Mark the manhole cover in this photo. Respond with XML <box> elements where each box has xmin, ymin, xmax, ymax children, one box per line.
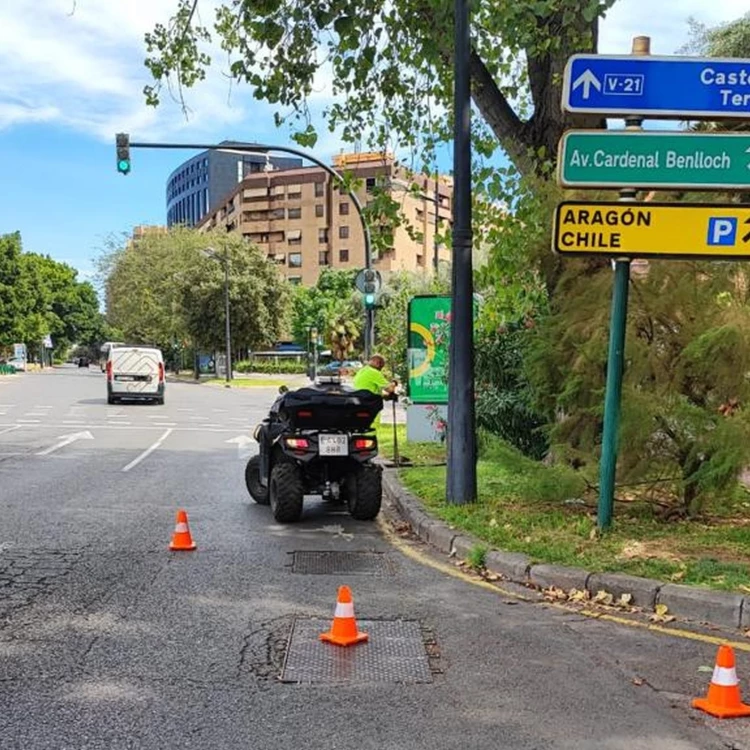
<box><xmin>291</xmin><ymin>551</ymin><xmax>394</xmax><ymax>575</ymax></box>
<box><xmin>281</xmin><ymin>618</ymin><xmax>433</xmax><ymax>684</ymax></box>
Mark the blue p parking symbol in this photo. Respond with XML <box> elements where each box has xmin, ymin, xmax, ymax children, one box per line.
<box><xmin>707</xmin><ymin>217</ymin><xmax>738</xmax><ymax>246</ymax></box>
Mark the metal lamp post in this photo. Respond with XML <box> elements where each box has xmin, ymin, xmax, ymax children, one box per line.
<box><xmin>446</xmin><ymin>0</ymin><xmax>477</xmax><ymax>505</ymax></box>
<box><xmin>202</xmin><ymin>247</ymin><xmax>232</xmax><ymax>384</ymax></box>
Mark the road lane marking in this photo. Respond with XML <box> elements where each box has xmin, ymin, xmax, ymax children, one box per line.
<box><xmin>0</xmin><ymin>425</ymin><xmax>20</xmax><ymax>436</ymax></box>
<box><xmin>62</xmin><ymin>420</ymin><xmax>86</xmax><ymax>425</ymax></box>
<box><xmin>36</xmin><ymin>431</ymin><xmax>94</xmax><ymax>456</ymax></box>
<box><xmin>190</xmin><ymin>416</ymin><xmax>209</xmax><ymax>421</ymax></box>
<box><xmin>108</xmin><ymin>421</ymin><xmax>132</xmax><ymax>426</ymax></box>
<box><xmin>17</xmin><ymin>420</ymin><xmax>40</xmax><ymax>424</ymax></box>
<box><xmin>154</xmin><ymin>422</ymin><xmax>177</xmax><ymax>426</ymax></box>
<box><xmin>377</xmin><ymin>516</ymin><xmax>750</xmax><ymax>654</ymax></box>
<box><xmin>121</xmin><ymin>428</ymin><xmax>173</xmax><ymax>472</ymax></box>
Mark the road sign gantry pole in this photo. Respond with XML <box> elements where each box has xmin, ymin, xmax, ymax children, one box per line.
<box><xmin>597</xmin><ymin>36</ymin><xmax>650</xmax><ymax>531</ymax></box>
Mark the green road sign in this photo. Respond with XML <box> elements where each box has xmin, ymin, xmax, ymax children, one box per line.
<box><xmin>558</xmin><ymin>130</ymin><xmax>750</xmax><ymax>191</ymax></box>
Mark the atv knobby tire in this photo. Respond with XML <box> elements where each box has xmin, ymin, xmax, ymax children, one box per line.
<box><xmin>245</xmin><ymin>455</ymin><xmax>269</xmax><ymax>505</ymax></box>
<box><xmin>269</xmin><ymin>461</ymin><xmax>304</xmax><ymax>522</ymax></box>
<box><xmin>347</xmin><ymin>464</ymin><xmax>382</xmax><ymax>520</ymax></box>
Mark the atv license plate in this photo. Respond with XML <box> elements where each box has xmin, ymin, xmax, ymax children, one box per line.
<box><xmin>318</xmin><ymin>434</ymin><xmax>348</xmax><ymax>456</ymax></box>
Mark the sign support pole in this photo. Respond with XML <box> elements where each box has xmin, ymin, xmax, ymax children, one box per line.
<box><xmin>597</xmin><ymin>36</ymin><xmax>649</xmax><ymax>531</ymax></box>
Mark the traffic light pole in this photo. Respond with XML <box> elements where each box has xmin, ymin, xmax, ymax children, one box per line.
<box><xmin>120</xmin><ymin>139</ymin><xmax>375</xmax><ymax>350</ymax></box>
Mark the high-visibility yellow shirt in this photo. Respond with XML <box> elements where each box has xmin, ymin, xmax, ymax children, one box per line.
<box><xmin>353</xmin><ymin>365</ymin><xmax>389</xmax><ymax>395</ymax></box>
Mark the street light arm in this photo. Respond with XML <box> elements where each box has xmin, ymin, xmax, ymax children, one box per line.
<box><xmin>129</xmin><ymin>141</ymin><xmax>372</xmax><ymax>270</ymax></box>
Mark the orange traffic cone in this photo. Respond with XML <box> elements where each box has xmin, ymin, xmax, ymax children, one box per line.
<box><xmin>693</xmin><ymin>644</ymin><xmax>750</xmax><ymax>718</ymax></box>
<box><xmin>320</xmin><ymin>585</ymin><xmax>368</xmax><ymax>647</ymax></box>
<box><xmin>168</xmin><ymin>509</ymin><xmax>197</xmax><ymax>551</ymax></box>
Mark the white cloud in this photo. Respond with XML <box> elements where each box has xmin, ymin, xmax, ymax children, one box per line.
<box><xmin>0</xmin><ymin>0</ymin><xmax>747</xmax><ymax>147</ymax></box>
<box><xmin>0</xmin><ymin>0</ymin><xmax>265</xmax><ymax>141</ymax></box>
<box><xmin>599</xmin><ymin>0</ymin><xmax>748</xmax><ymax>55</ymax></box>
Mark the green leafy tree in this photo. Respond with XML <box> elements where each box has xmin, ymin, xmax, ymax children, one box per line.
<box><xmin>290</xmin><ymin>268</ymin><xmax>358</xmax><ymax>345</ymax></box>
<box><xmin>527</xmin><ymin>259</ymin><xmax>750</xmax><ymax>517</ymax></box>
<box><xmin>179</xmin><ymin>239</ymin><xmax>291</xmax><ymax>351</ymax></box>
<box><xmin>0</xmin><ymin>232</ymin><xmax>24</xmax><ymax>350</ymax></box>
<box><xmin>100</xmin><ymin>227</ymin><xmax>291</xmax><ymax>354</ymax></box>
<box><xmin>144</xmin><ymin>0</ymin><xmax>612</xmax><ymax>175</ymax></box>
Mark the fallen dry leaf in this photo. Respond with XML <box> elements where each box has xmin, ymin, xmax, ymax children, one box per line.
<box><xmin>632</xmin><ymin>677</ymin><xmax>645</xmax><ymax>686</ymax></box>
<box><xmin>617</xmin><ymin>593</ymin><xmax>633</xmax><ymax>608</ymax></box>
<box><xmin>592</xmin><ymin>590</ymin><xmax>614</xmax><ymax>606</ymax></box>
<box><xmin>650</xmin><ymin>603</ymin><xmax>676</xmax><ymax>623</ymax></box>
<box><xmin>568</xmin><ymin>588</ymin><xmax>589</xmax><ymax>602</ymax></box>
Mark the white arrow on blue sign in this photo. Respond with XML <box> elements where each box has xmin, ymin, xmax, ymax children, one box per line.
<box><xmin>563</xmin><ymin>54</ymin><xmax>750</xmax><ymax>120</ymax></box>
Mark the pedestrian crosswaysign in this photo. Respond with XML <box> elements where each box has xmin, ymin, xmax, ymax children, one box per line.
<box><xmin>563</xmin><ymin>55</ymin><xmax>750</xmax><ymax>119</ymax></box>
<box><xmin>559</xmin><ymin>131</ymin><xmax>750</xmax><ymax>191</ymax></box>
<box><xmin>553</xmin><ymin>202</ymin><xmax>750</xmax><ymax>260</ymax></box>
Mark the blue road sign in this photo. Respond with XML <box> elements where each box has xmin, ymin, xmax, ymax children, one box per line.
<box><xmin>563</xmin><ymin>55</ymin><xmax>750</xmax><ymax>119</ymax></box>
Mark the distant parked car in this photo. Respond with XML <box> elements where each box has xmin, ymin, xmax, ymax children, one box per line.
<box><xmin>7</xmin><ymin>357</ymin><xmax>27</xmax><ymax>372</ymax></box>
<box><xmin>319</xmin><ymin>360</ymin><xmax>363</xmax><ymax>376</ymax></box>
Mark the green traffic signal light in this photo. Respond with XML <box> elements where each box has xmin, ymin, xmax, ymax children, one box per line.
<box><xmin>364</xmin><ymin>293</ymin><xmax>376</xmax><ymax>306</ymax></box>
<box><xmin>115</xmin><ymin>132</ymin><xmax>131</xmax><ymax>175</ymax></box>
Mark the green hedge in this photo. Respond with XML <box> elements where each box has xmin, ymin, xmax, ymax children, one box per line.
<box><xmin>235</xmin><ymin>359</ymin><xmax>308</xmax><ymax>374</ymax></box>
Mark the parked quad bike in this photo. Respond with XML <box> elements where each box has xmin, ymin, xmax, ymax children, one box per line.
<box><xmin>244</xmin><ymin>378</ymin><xmax>384</xmax><ymax>523</ymax></box>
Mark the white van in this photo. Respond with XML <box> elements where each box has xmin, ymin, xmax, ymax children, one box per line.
<box><xmin>106</xmin><ymin>346</ymin><xmax>165</xmax><ymax>405</ymax></box>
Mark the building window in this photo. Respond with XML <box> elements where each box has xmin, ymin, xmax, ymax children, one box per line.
<box><xmin>315</xmin><ymin>204</ymin><xmax>324</xmax><ymax>217</ymax></box>
<box><xmin>287</xmin><ymin>207</ymin><xmax>301</xmax><ymax>219</ymax></box>
<box><xmin>417</xmin><ymin>254</ymin><xmax>425</xmax><ymax>266</ymax></box>
<box><xmin>339</xmin><ymin>202</ymin><xmax>349</xmax><ymax>216</ymax></box>
<box><xmin>318</xmin><ymin>228</ymin><xmax>328</xmax><ymax>243</ymax></box>
<box><xmin>287</xmin><ymin>229</ymin><xmax>302</xmax><ymax>245</ymax></box>
<box><xmin>319</xmin><ymin>251</ymin><xmax>330</xmax><ymax>266</ymax></box>
<box><xmin>288</xmin><ymin>276</ymin><xmax>302</xmax><ymax>285</ymax></box>
<box><xmin>339</xmin><ymin>249</ymin><xmax>349</xmax><ymax>263</ymax></box>
<box><xmin>314</xmin><ymin>182</ymin><xmax>325</xmax><ymax>197</ymax></box>
<box><xmin>339</xmin><ymin>226</ymin><xmax>349</xmax><ymax>239</ymax></box>
<box><xmin>366</xmin><ymin>177</ymin><xmax>376</xmax><ymax>193</ymax></box>
<box><xmin>289</xmin><ymin>253</ymin><xmax>302</xmax><ymax>268</ymax></box>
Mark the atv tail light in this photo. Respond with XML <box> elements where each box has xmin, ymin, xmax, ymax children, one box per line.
<box><xmin>354</xmin><ymin>438</ymin><xmax>375</xmax><ymax>451</ymax></box>
<box><xmin>285</xmin><ymin>437</ymin><xmax>310</xmax><ymax>450</ymax></box>
<box><xmin>297</xmin><ymin>410</ymin><xmax>313</xmax><ymax>418</ymax></box>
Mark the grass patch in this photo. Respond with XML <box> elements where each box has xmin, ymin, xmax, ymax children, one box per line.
<box><xmin>390</xmin><ymin>428</ymin><xmax>750</xmax><ymax>593</ymax></box>
<box><xmin>204</xmin><ymin>378</ymin><xmax>290</xmax><ymax>388</ymax></box>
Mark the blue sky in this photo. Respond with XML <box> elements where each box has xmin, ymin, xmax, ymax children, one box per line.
<box><xmin>0</xmin><ymin>0</ymin><xmax>746</xmax><ymax>288</ymax></box>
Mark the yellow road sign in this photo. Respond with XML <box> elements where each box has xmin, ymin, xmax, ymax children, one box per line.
<box><xmin>553</xmin><ymin>201</ymin><xmax>750</xmax><ymax>259</ymax></box>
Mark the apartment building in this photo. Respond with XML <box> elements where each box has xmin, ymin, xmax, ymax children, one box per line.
<box><xmin>197</xmin><ymin>152</ymin><xmax>453</xmax><ymax>285</ymax></box>
<box><xmin>166</xmin><ymin>143</ymin><xmax>302</xmax><ymax>228</ymax></box>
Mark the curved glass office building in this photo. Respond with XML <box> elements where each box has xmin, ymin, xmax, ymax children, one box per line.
<box><xmin>166</xmin><ymin>141</ymin><xmax>302</xmax><ymax>227</ymax></box>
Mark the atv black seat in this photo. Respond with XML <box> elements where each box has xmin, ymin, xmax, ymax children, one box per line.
<box><xmin>274</xmin><ymin>387</ymin><xmax>383</xmax><ymax>430</ymax></box>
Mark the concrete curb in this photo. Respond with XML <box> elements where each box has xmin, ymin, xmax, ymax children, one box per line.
<box><xmin>382</xmin><ymin>469</ymin><xmax>747</xmax><ymax>631</ymax></box>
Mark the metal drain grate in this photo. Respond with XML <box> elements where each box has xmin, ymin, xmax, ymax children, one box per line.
<box><xmin>281</xmin><ymin>618</ymin><xmax>433</xmax><ymax>684</ymax></box>
<box><xmin>291</xmin><ymin>551</ymin><xmax>394</xmax><ymax>575</ymax></box>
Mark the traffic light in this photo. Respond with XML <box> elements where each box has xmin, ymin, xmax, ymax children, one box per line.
<box><xmin>116</xmin><ymin>132</ymin><xmax>131</xmax><ymax>175</ymax></box>
<box><xmin>363</xmin><ymin>270</ymin><xmax>377</xmax><ymax>309</ymax></box>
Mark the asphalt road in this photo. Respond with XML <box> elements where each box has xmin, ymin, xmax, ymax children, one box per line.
<box><xmin>0</xmin><ymin>366</ymin><xmax>747</xmax><ymax>749</ymax></box>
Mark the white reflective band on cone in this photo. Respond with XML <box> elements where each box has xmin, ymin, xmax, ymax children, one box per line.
<box><xmin>712</xmin><ymin>665</ymin><xmax>739</xmax><ymax>687</ymax></box>
<box><xmin>174</xmin><ymin>523</ymin><xmax>189</xmax><ymax>533</ymax></box>
<box><xmin>334</xmin><ymin>602</ymin><xmax>355</xmax><ymax>618</ymax></box>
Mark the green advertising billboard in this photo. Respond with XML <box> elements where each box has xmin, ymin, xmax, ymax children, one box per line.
<box><xmin>407</xmin><ymin>295</ymin><xmax>451</xmax><ymax>404</ymax></box>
